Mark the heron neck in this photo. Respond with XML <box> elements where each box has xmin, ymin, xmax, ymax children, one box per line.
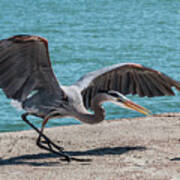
<box><xmin>76</xmin><ymin>94</ymin><xmax>106</xmax><ymax>124</ymax></box>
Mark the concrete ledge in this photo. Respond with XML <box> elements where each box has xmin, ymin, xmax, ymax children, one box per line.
<box><xmin>0</xmin><ymin>113</ymin><xmax>180</xmax><ymax>180</ymax></box>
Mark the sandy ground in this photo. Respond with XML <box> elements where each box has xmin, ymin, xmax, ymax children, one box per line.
<box><xmin>0</xmin><ymin>113</ymin><xmax>180</xmax><ymax>180</ymax></box>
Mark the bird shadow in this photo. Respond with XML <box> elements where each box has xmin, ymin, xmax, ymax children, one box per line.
<box><xmin>0</xmin><ymin>146</ymin><xmax>146</xmax><ymax>166</ymax></box>
<box><xmin>170</xmin><ymin>157</ymin><xmax>180</xmax><ymax>161</ymax></box>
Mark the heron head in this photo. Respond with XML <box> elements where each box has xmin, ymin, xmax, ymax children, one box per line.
<box><xmin>107</xmin><ymin>90</ymin><xmax>151</xmax><ymax>116</ymax></box>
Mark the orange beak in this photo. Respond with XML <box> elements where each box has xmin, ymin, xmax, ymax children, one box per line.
<box><xmin>121</xmin><ymin>100</ymin><xmax>151</xmax><ymax>116</ymax></box>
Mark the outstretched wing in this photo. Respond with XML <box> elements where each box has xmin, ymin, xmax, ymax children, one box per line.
<box><xmin>0</xmin><ymin>35</ymin><xmax>65</xmax><ymax>105</ymax></box>
<box><xmin>74</xmin><ymin>63</ymin><xmax>180</xmax><ymax>109</ymax></box>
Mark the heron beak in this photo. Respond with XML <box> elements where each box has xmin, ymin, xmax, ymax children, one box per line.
<box><xmin>119</xmin><ymin>99</ymin><xmax>151</xmax><ymax>116</ymax></box>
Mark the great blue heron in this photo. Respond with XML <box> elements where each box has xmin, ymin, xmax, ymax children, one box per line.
<box><xmin>0</xmin><ymin>35</ymin><xmax>179</xmax><ymax>161</ymax></box>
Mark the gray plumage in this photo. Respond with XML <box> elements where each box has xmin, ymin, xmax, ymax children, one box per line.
<box><xmin>75</xmin><ymin>63</ymin><xmax>180</xmax><ymax>109</ymax></box>
<box><xmin>0</xmin><ymin>34</ymin><xmax>179</xmax><ymax>161</ymax></box>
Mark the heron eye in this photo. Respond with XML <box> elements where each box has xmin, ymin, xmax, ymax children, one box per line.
<box><xmin>117</xmin><ymin>97</ymin><xmax>123</xmax><ymax>102</ymax></box>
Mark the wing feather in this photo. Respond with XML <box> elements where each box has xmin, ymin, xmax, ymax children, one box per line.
<box><xmin>0</xmin><ymin>35</ymin><xmax>65</xmax><ymax>112</ymax></box>
<box><xmin>137</xmin><ymin>74</ymin><xmax>153</xmax><ymax>97</ymax></box>
<box><xmin>121</xmin><ymin>71</ymin><xmax>130</xmax><ymax>94</ymax></box>
<box><xmin>128</xmin><ymin>71</ymin><xmax>137</xmax><ymax>95</ymax></box>
<box><xmin>74</xmin><ymin>63</ymin><xmax>180</xmax><ymax>109</ymax></box>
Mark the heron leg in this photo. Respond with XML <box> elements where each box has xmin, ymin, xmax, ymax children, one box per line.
<box><xmin>37</xmin><ymin>116</ymin><xmax>64</xmax><ymax>151</ymax></box>
<box><xmin>21</xmin><ymin>113</ymin><xmax>71</xmax><ymax>162</ymax></box>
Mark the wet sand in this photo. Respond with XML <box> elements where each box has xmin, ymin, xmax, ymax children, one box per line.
<box><xmin>0</xmin><ymin>113</ymin><xmax>180</xmax><ymax>180</ymax></box>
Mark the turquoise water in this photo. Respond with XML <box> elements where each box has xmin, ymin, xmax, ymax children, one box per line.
<box><xmin>0</xmin><ymin>0</ymin><xmax>179</xmax><ymax>132</ymax></box>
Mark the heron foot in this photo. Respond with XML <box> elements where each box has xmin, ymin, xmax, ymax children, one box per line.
<box><xmin>36</xmin><ymin>136</ymin><xmax>71</xmax><ymax>162</ymax></box>
<box><xmin>37</xmin><ymin>135</ymin><xmax>64</xmax><ymax>152</ymax></box>
<box><xmin>21</xmin><ymin>113</ymin><xmax>69</xmax><ymax>161</ymax></box>
<box><xmin>41</xmin><ymin>140</ymin><xmax>64</xmax><ymax>151</ymax></box>
<box><xmin>36</xmin><ymin>136</ymin><xmax>92</xmax><ymax>162</ymax></box>
<box><xmin>21</xmin><ymin>113</ymin><xmax>91</xmax><ymax>162</ymax></box>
